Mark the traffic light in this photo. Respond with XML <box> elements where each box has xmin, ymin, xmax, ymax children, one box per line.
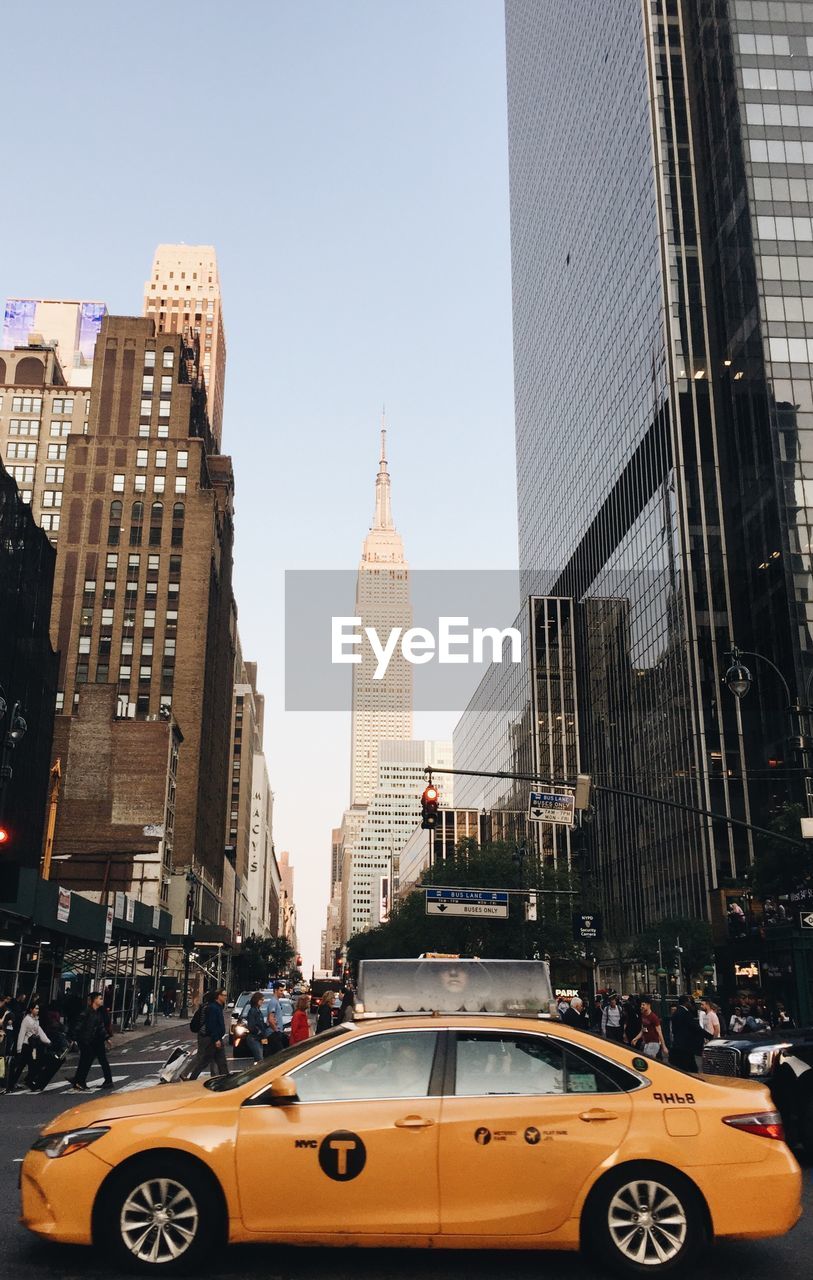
<box><xmin>0</xmin><ymin>826</ymin><xmax>9</xmax><ymax>846</ymax></box>
<box><xmin>525</xmin><ymin>896</ymin><xmax>538</xmax><ymax>922</ymax></box>
<box><xmin>421</xmin><ymin>784</ymin><xmax>439</xmax><ymax>830</ymax></box>
<box><xmin>574</xmin><ymin>773</ymin><xmax>592</xmax><ymax>810</ymax></box>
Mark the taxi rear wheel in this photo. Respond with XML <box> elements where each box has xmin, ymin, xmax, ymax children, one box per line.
<box><xmin>97</xmin><ymin>1155</ymin><xmax>223</xmax><ymax>1274</ymax></box>
<box><xmin>583</xmin><ymin>1163</ymin><xmax>706</xmax><ymax>1275</ymax></box>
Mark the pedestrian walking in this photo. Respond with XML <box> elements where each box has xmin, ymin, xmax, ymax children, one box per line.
<box><xmin>70</xmin><ymin>991</ymin><xmax>114</xmax><ymax>1091</ymax></box>
<box><xmin>289</xmin><ymin>996</ymin><xmax>311</xmax><ymax>1045</ymax></box>
<box><xmin>668</xmin><ymin>995</ymin><xmax>701</xmax><ymax>1073</ymax></box>
<box><xmin>621</xmin><ymin>995</ymin><xmax>642</xmax><ymax>1046</ymax></box>
<box><xmin>339</xmin><ymin>989</ymin><xmax>356</xmax><ymax>1023</ymax></box>
<box><xmin>561</xmin><ymin>996</ymin><xmax>590</xmax><ymax>1031</ymax></box>
<box><xmin>632</xmin><ymin>999</ymin><xmax>668</xmax><ymax>1062</ymax></box>
<box><xmin>601</xmin><ymin>994</ymin><xmax>623</xmax><ymax>1042</ymax></box>
<box><xmin>262</xmin><ymin>983</ymin><xmax>286</xmax><ymax>1056</ymax></box>
<box><xmin>700</xmin><ymin>999</ymin><xmax>721</xmax><ymax>1041</ymax></box>
<box><xmin>315</xmin><ymin>989</ymin><xmax>335</xmax><ymax>1034</ymax></box>
<box><xmin>187</xmin><ymin>988</ymin><xmax>229</xmax><ymax>1078</ymax></box>
<box><xmin>243</xmin><ymin>992</ymin><xmax>266</xmax><ymax>1063</ymax></box>
<box><xmin>7</xmin><ymin>999</ymin><xmax>51</xmax><ymax>1092</ymax></box>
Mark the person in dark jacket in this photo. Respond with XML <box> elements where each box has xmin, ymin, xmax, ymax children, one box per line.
<box><xmin>561</xmin><ymin>996</ymin><xmax>590</xmax><ymax>1031</ymax></box>
<box><xmin>669</xmin><ymin>995</ymin><xmax>702</xmax><ymax>1072</ymax></box>
<box><xmin>315</xmin><ymin>989</ymin><xmax>335</xmax><ymax>1034</ymax></box>
<box><xmin>187</xmin><ymin>988</ymin><xmax>229</xmax><ymax>1078</ymax></box>
<box><xmin>70</xmin><ymin>991</ymin><xmax>114</xmax><ymax>1090</ymax></box>
<box><xmin>244</xmin><ymin>992</ymin><xmax>266</xmax><ymax>1063</ymax></box>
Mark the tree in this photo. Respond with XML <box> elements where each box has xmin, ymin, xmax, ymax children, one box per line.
<box><xmin>346</xmin><ymin>840</ymin><xmax>581</xmax><ymax>978</ymax></box>
<box><xmin>749</xmin><ymin>802</ymin><xmax>811</xmax><ymax>900</ymax></box>
<box><xmin>634</xmin><ymin>916</ymin><xmax>713</xmax><ymax>991</ymax></box>
<box><xmin>231</xmin><ymin>934</ymin><xmax>295</xmax><ymax>993</ymax></box>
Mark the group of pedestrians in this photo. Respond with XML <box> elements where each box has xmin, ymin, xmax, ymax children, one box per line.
<box><xmin>0</xmin><ymin>989</ymin><xmax>113</xmax><ymax>1093</ymax></box>
<box><xmin>557</xmin><ymin>990</ymin><xmax>731</xmax><ymax>1073</ymax></box>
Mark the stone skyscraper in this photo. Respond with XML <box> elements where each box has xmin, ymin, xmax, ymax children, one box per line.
<box><xmin>143</xmin><ymin>245</ymin><xmax>227</xmax><ymax>448</ymax></box>
<box><xmin>349</xmin><ymin>427</ymin><xmax>413</xmax><ymax>806</ymax></box>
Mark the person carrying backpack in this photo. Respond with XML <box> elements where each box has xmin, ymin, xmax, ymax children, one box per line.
<box><xmin>182</xmin><ymin>989</ymin><xmax>214</xmax><ymax>1079</ymax></box>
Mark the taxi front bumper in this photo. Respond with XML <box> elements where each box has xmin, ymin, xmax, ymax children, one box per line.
<box><xmin>20</xmin><ymin>1147</ymin><xmax>110</xmax><ymax>1246</ymax></box>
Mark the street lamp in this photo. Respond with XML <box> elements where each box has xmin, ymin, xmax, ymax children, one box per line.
<box><xmin>180</xmin><ymin>868</ymin><xmax>199</xmax><ymax>1019</ymax></box>
<box><xmin>723</xmin><ymin>645</ymin><xmax>813</xmax><ymax>810</ymax></box>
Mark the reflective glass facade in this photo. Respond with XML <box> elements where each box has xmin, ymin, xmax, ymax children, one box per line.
<box><xmin>456</xmin><ymin>0</ymin><xmax>813</xmax><ymax>937</ymax></box>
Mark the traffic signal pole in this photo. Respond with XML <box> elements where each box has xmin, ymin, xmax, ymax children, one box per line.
<box><xmin>423</xmin><ymin>766</ymin><xmax>810</xmax><ymax>853</ymax></box>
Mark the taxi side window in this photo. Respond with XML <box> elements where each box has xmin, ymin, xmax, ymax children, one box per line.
<box><xmin>454</xmin><ymin>1033</ymin><xmax>565</xmax><ymax>1096</ymax></box>
<box><xmin>453</xmin><ymin>1034</ymin><xmax>624</xmax><ymax>1096</ymax></box>
<box><xmin>290</xmin><ymin>1031</ymin><xmax>438</xmax><ymax>1103</ymax></box>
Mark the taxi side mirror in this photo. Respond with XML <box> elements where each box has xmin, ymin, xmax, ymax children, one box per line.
<box><xmin>268</xmin><ymin>1074</ymin><xmax>299</xmax><ymax>1106</ymax></box>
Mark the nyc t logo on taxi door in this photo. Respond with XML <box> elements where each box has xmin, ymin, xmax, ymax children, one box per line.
<box><xmin>318</xmin><ymin>1130</ymin><xmax>367</xmax><ymax>1181</ymax></box>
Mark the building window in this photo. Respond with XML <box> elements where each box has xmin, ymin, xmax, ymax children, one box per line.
<box><xmin>154</xmin><ymin>474</ymin><xmax>166</xmax><ymax>494</ymax></box>
<box><xmin>108</xmin><ymin>500</ymin><xmax>122</xmax><ymax>546</ymax></box>
<box><xmin>12</xmin><ymin>396</ymin><xmax>42</xmax><ymax>414</ymax></box>
<box><xmin>175</xmin><ymin>476</ymin><xmax>187</xmax><ymax>495</ymax></box>
<box><xmin>143</xmin><ymin>609</ymin><xmax>156</xmax><ymax>630</ymax></box>
<box><xmin>42</xmin><ymin>490</ymin><xmax>63</xmax><ymax>508</ymax></box>
<box><xmin>130</xmin><ymin>501</ymin><xmax>144</xmax><ymax>546</ymax></box>
<box><xmin>134</xmin><ymin>474</ymin><xmax>146</xmax><ymax>492</ymax></box>
<box><xmin>171</xmin><ymin>503</ymin><xmax>184</xmax><ymax>546</ymax></box>
<box><xmin>142</xmin><ymin>376</ymin><xmax>154</xmax><ymax>393</ymax></box>
<box><xmin>157</xmin><ymin>421</ymin><xmax>169</xmax><ymax>438</ymax></box>
<box><xmin>112</xmin><ymin>474</ymin><xmax>125</xmax><ymax>492</ymax></box>
<box><xmin>160</xmin><ymin>376</ymin><xmax>172</xmax><ymax>394</ymax></box>
<box><xmin>136</xmin><ymin>449</ymin><xmax>148</xmax><ymax>469</ymax></box>
<box><xmin>155</xmin><ymin>449</ymin><xmax>167</xmax><ymax>469</ymax></box>
<box><xmin>101</xmin><ymin>608</ymin><xmax>114</xmax><ymax>627</ymax></box>
<box><xmin>144</xmin><ymin>349</ymin><xmax>156</xmax><ymax>369</ymax></box>
<box><xmin>177</xmin><ymin>450</ymin><xmax>188</xmax><ymax>469</ymax></box>
<box><xmin>9</xmin><ymin>419</ymin><xmax>40</xmax><ymax>437</ymax></box>
<box><xmin>78</xmin><ymin>636</ymin><xmax>91</xmax><ymax>655</ymax></box>
<box><xmin>52</xmin><ymin>397</ymin><xmax>74</xmax><ymax>415</ymax></box>
<box><xmin>6</xmin><ymin>441</ymin><xmax>37</xmax><ymax>460</ymax></box>
<box><xmin>158</xmin><ymin>400</ymin><xmax>171</xmax><ymax>419</ymax></box>
<box><xmin>47</xmin><ymin>442</ymin><xmax>67</xmax><ymax>460</ymax></box>
<box><xmin>119</xmin><ymin>664</ymin><xmax>132</xmax><ymax>681</ymax></box>
<box><xmin>75</xmin><ymin>662</ymin><xmax>89</xmax><ymax>684</ymax></box>
<box><xmin>106</xmin><ymin>553</ymin><xmax>118</xmax><ymax>571</ymax></box>
<box><xmin>41</xmin><ymin>513</ymin><xmax>60</xmax><ymax>531</ymax></box>
<box><xmin>140</xmin><ymin>398</ymin><xmax>152</xmax><ymax>418</ymax></box>
<box><xmin>148</xmin><ymin>502</ymin><xmax>163</xmax><ymax>546</ymax></box>
<box><xmin>49</xmin><ymin>421</ymin><xmax>71</xmax><ymax>437</ymax></box>
<box><xmin>9</xmin><ymin>465</ymin><xmax>35</xmax><ymax>483</ymax></box>
<box><xmin>96</xmin><ymin>663</ymin><xmax>109</xmax><ymax>682</ymax></box>
<box><xmin>148</xmin><ymin>554</ymin><xmax>159</xmax><ymax>571</ymax></box>
<box><xmin>45</xmin><ymin>466</ymin><xmax>64</xmax><ymax>484</ymax></box>
<box><xmin>121</xmin><ymin>637</ymin><xmax>133</xmax><ymax>656</ymax></box>
<box><xmin>55</xmin><ymin>692</ymin><xmax>64</xmax><ymax>712</ymax></box>
<box><xmin>162</xmin><ymin>348</ymin><xmax>174</xmax><ymax>368</ymax></box>
<box><xmin>164</xmin><ymin>638</ymin><xmax>176</xmax><ymax>656</ymax></box>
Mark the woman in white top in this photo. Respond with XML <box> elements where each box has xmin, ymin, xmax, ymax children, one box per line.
<box><xmin>8</xmin><ymin>1001</ymin><xmax>51</xmax><ymax>1093</ymax></box>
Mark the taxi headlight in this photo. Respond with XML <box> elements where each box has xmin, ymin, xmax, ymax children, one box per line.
<box><xmin>234</xmin><ymin>1023</ymin><xmax>247</xmax><ymax>1038</ymax></box>
<box><xmin>746</xmin><ymin>1044</ymin><xmax>791</xmax><ymax>1077</ymax></box>
<box><xmin>31</xmin><ymin>1126</ymin><xmax>111</xmax><ymax>1160</ymax></box>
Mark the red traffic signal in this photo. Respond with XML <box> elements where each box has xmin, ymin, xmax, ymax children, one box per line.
<box><xmin>0</xmin><ymin>827</ymin><xmax>9</xmax><ymax>845</ymax></box>
<box><xmin>421</xmin><ymin>785</ymin><xmax>439</xmax><ymax>830</ymax></box>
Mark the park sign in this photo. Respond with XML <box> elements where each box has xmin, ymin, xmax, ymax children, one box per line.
<box><xmin>528</xmin><ymin>790</ymin><xmax>575</xmax><ymax>825</ymax></box>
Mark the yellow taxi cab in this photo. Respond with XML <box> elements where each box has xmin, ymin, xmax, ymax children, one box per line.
<box><xmin>20</xmin><ymin>959</ymin><xmax>801</xmax><ymax>1275</ymax></box>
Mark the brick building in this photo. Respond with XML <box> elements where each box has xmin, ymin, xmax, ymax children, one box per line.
<box><xmin>49</xmin><ymin>314</ymin><xmax>236</xmax><ymax>926</ymax></box>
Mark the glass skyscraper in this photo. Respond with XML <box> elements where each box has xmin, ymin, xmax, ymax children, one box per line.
<box><xmin>456</xmin><ymin>0</ymin><xmax>813</xmax><ymax>942</ymax></box>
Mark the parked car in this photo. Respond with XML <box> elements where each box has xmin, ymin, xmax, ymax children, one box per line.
<box><xmin>703</xmin><ymin>1027</ymin><xmax>813</xmax><ymax>1156</ymax></box>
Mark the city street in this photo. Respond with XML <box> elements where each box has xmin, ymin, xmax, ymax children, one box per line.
<box><xmin>1</xmin><ymin>1023</ymin><xmax>811</xmax><ymax>1279</ymax></box>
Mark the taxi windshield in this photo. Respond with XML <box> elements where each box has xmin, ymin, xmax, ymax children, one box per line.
<box><xmin>204</xmin><ymin>1025</ymin><xmax>349</xmax><ymax>1091</ymax></box>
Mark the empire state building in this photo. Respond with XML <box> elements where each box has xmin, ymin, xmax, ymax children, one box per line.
<box><xmin>349</xmin><ymin>427</ymin><xmax>413</xmax><ymax>806</ymax></box>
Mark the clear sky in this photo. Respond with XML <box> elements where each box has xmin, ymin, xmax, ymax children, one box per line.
<box><xmin>1</xmin><ymin>0</ymin><xmax>518</xmax><ymax>967</ymax></box>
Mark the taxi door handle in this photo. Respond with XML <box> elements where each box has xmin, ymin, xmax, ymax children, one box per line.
<box><xmin>578</xmin><ymin>1108</ymin><xmax>619</xmax><ymax>1122</ymax></box>
<box><xmin>394</xmin><ymin>1115</ymin><xmax>435</xmax><ymax>1129</ymax></box>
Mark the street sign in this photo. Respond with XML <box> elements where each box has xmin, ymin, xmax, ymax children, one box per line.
<box><xmin>801</xmin><ymin>911</ymin><xmax>813</xmax><ymax>929</ymax></box>
<box><xmin>426</xmin><ymin>888</ymin><xmax>509</xmax><ymax>918</ymax></box>
<box><xmin>573</xmin><ymin>912</ymin><xmax>602</xmax><ymax>941</ymax></box>
<box><xmin>528</xmin><ymin>790</ymin><xmax>575</xmax><ymax>825</ymax></box>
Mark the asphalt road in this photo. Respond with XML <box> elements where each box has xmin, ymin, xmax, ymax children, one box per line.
<box><xmin>2</xmin><ymin>1025</ymin><xmax>812</xmax><ymax>1279</ymax></box>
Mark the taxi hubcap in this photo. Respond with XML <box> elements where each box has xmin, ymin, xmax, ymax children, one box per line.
<box><xmin>120</xmin><ymin>1177</ymin><xmax>199</xmax><ymax>1263</ymax></box>
<box><xmin>608</xmin><ymin>1179</ymin><xmax>688</xmax><ymax>1266</ymax></box>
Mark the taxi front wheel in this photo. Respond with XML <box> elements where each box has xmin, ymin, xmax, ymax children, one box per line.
<box><xmin>96</xmin><ymin>1155</ymin><xmax>223</xmax><ymax>1274</ymax></box>
<box><xmin>582</xmin><ymin>1163</ymin><xmax>706</xmax><ymax>1276</ymax></box>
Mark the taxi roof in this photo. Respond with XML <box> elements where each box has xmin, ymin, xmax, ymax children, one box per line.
<box><xmin>356</xmin><ymin>958</ymin><xmax>554</xmax><ymax>1018</ymax></box>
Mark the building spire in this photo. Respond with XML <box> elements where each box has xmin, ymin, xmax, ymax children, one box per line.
<box><xmin>373</xmin><ymin>409</ymin><xmax>393</xmax><ymax>530</ymax></box>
